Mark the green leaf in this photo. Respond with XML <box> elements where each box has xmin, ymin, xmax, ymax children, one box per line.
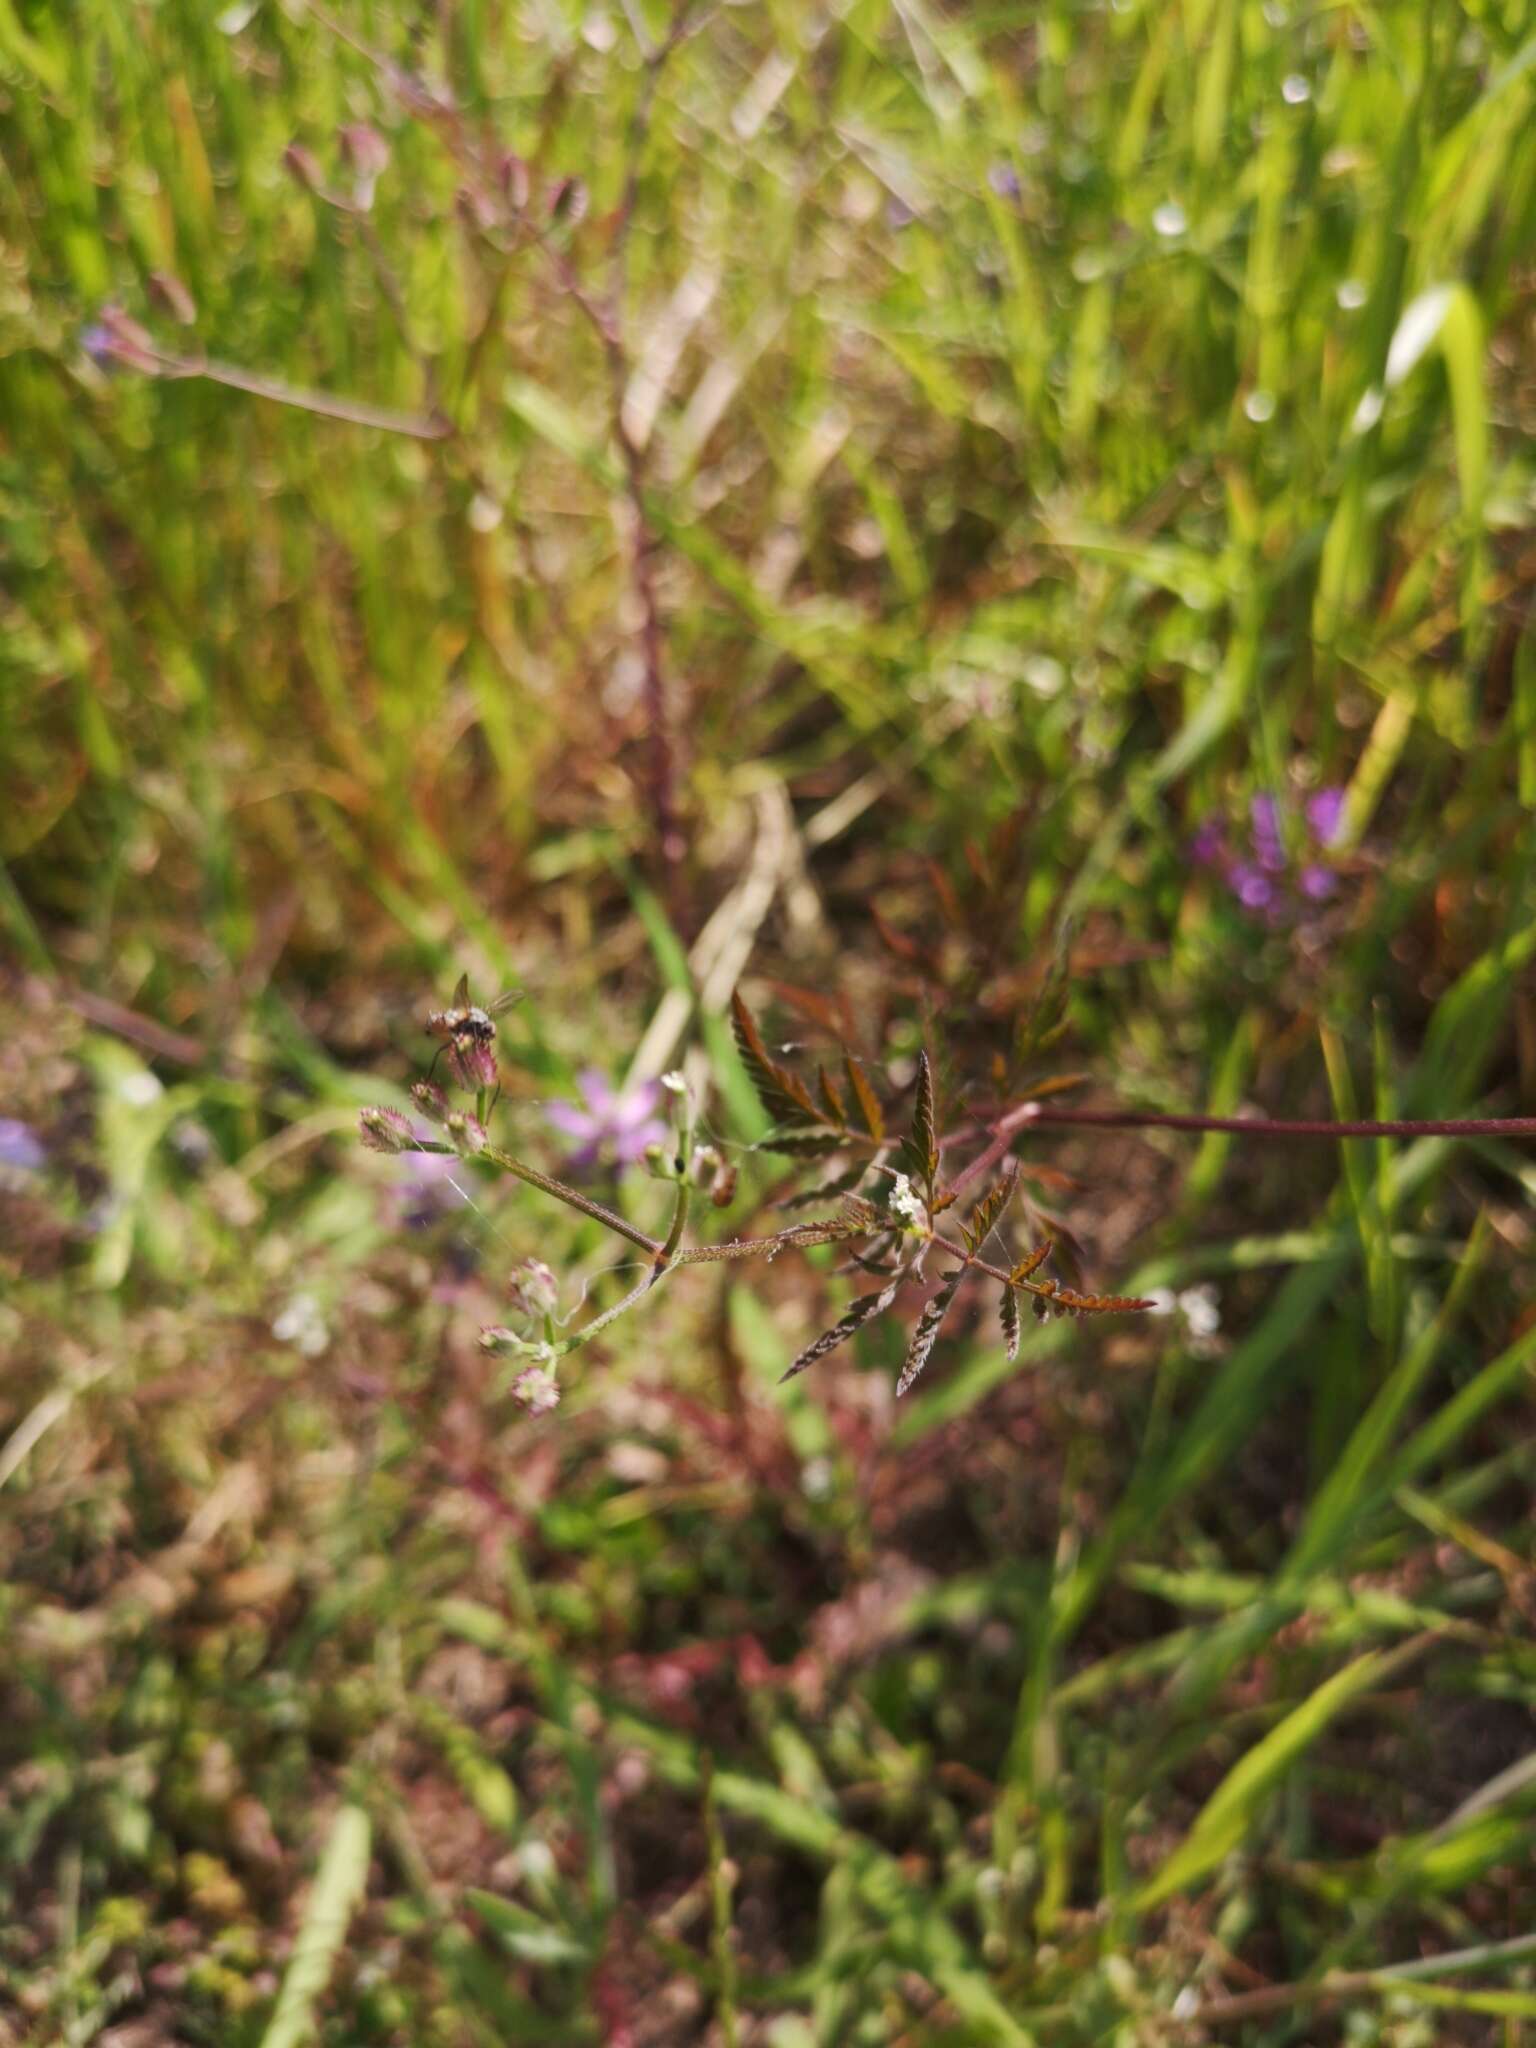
<box><xmin>258</xmin><ymin>1805</ymin><xmax>371</xmax><ymax>2048</ymax></box>
<box><xmin>1135</xmin><ymin>1640</ymin><xmax>1424</xmax><ymax>1909</ymax></box>
<box><xmin>466</xmin><ymin>1890</ymin><xmax>589</xmax><ymax>1967</ymax></box>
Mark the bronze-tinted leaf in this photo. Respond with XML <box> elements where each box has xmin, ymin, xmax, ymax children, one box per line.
<box><xmin>1028</xmin><ymin>1072</ymin><xmax>1090</xmax><ymax>1101</ymax></box>
<box><xmin>962</xmin><ymin>1170</ymin><xmax>1017</xmax><ymax>1254</ymax></box>
<box><xmin>1009</xmin><ymin>1240</ymin><xmax>1053</xmax><ymax>1284</ymax></box>
<box><xmin>763</xmin><ymin>1128</ymin><xmax>845</xmax><ymax>1158</ymax></box>
<box><xmin>896</xmin><ymin>1267</ymin><xmax>963</xmax><ymax>1396</ymax></box>
<box><xmin>1015</xmin><ymin>924</ymin><xmax>1072</xmax><ymax>1067</ymax></box>
<box><xmin>817</xmin><ymin>1066</ymin><xmax>849</xmax><ymax>1128</ymax></box>
<box><xmin>730</xmin><ymin>991</ymin><xmax>821</xmax><ymax>1126</ymax></box>
<box><xmin>1054</xmin><ymin>1286</ymin><xmax>1158</xmax><ymax>1316</ymax></box>
<box><xmin>999</xmin><ymin>1284</ymin><xmax>1020</xmax><ymax>1362</ymax></box>
<box><xmin>900</xmin><ymin>1050</ymin><xmax>938</xmax><ymax>1199</ymax></box>
<box><xmin>779</xmin><ymin>1274</ymin><xmax>903</xmax><ymax>1383</ymax></box>
<box><xmin>844</xmin><ymin>1054</ymin><xmax>886</xmax><ymax>1143</ymax></box>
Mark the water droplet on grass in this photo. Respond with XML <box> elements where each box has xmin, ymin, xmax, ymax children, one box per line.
<box><xmin>1243</xmin><ymin>389</ymin><xmax>1276</xmax><ymax>423</ymax></box>
<box><xmin>1152</xmin><ymin>200</ymin><xmax>1187</xmax><ymax>238</ymax></box>
<box><xmin>1281</xmin><ymin>73</ymin><xmax>1311</xmax><ymax>103</ymax></box>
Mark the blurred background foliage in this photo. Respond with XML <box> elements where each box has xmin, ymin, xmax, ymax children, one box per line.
<box><xmin>2</xmin><ymin>0</ymin><xmax>1536</xmax><ymax>2040</ymax></box>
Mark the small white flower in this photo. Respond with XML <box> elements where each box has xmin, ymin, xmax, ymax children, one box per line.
<box><xmin>660</xmin><ymin>1069</ymin><xmax>688</xmax><ymax>1096</ymax></box>
<box><xmin>117</xmin><ymin>1070</ymin><xmax>164</xmax><ymax>1107</ymax></box>
<box><xmin>1178</xmin><ymin>1284</ymin><xmax>1221</xmax><ymax>1338</ymax></box>
<box><xmin>272</xmin><ymin>1292</ymin><xmax>329</xmax><ymax>1357</ymax></box>
<box><xmin>889</xmin><ymin>1173</ymin><xmax>925</xmax><ymax>1225</ymax></box>
<box><xmin>801</xmin><ymin>1456</ymin><xmax>833</xmax><ymax>1500</ymax></box>
<box><xmin>1144</xmin><ymin>1287</ymin><xmax>1178</xmax><ymax>1317</ymax></box>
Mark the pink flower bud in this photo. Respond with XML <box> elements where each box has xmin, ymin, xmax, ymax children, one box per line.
<box><xmin>508</xmin><ymin>1258</ymin><xmax>559</xmax><ymax>1317</ymax></box>
<box><xmin>449</xmin><ymin>1040</ymin><xmax>498</xmax><ymax>1090</ymax></box>
<box><xmin>339</xmin><ymin>122</ymin><xmax>389</xmax><ymax>210</ymax></box>
<box><xmin>511</xmin><ymin>1366</ymin><xmax>560</xmax><ymax>1414</ymax></box>
<box><xmin>283</xmin><ymin>142</ymin><xmax>325</xmax><ymax>193</ymax></box>
<box><xmin>498</xmin><ymin>152</ymin><xmax>531</xmax><ymax>211</ymax></box>
<box><xmin>359</xmin><ymin>1106</ymin><xmax>416</xmax><ymax>1153</ymax></box>
<box><xmin>411</xmin><ymin>1080</ymin><xmax>451</xmax><ymax>1125</ymax></box>
<box><xmin>445</xmin><ymin>1111</ymin><xmax>488</xmax><ymax>1158</ymax></box>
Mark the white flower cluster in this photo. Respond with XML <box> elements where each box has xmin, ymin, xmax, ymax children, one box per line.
<box><xmin>271</xmin><ymin>1291</ymin><xmax>329</xmax><ymax>1358</ymax></box>
<box><xmin>889</xmin><ymin>1173</ymin><xmax>926</xmax><ymax>1227</ymax></box>
<box><xmin>1145</xmin><ymin>1283</ymin><xmax>1222</xmax><ymax>1356</ymax></box>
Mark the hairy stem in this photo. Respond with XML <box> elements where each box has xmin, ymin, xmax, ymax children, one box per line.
<box><xmin>1014</xmin><ymin>1105</ymin><xmax>1536</xmax><ymax>1140</ymax></box>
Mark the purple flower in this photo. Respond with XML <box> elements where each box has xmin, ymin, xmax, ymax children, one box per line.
<box><xmin>1189</xmin><ymin>819</ymin><xmax>1227</xmax><ymax>868</ymax></box>
<box><xmin>79</xmin><ymin>305</ymin><xmax>161</xmax><ymax>376</ymax></box>
<box><xmin>1306</xmin><ymin>787</ymin><xmax>1346</xmax><ymax>847</ymax></box>
<box><xmin>545</xmin><ymin>1070</ymin><xmax>667</xmax><ymax>1174</ymax></box>
<box><xmin>1189</xmin><ymin>782</ymin><xmax>1349</xmax><ymax>924</ymax></box>
<box><xmin>1228</xmin><ymin>862</ymin><xmax>1278</xmax><ymax>912</ymax></box>
<box><xmin>987</xmin><ymin>161</ymin><xmax>1022</xmax><ymax>200</ymax></box>
<box><xmin>0</xmin><ymin>1118</ymin><xmax>45</xmax><ymax>1172</ymax></box>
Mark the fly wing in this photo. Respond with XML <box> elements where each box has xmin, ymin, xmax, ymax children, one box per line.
<box><xmin>488</xmin><ymin>988</ymin><xmax>524</xmax><ymax>1018</ymax></box>
<box><xmin>451</xmin><ymin>972</ymin><xmax>471</xmax><ymax>1008</ymax></box>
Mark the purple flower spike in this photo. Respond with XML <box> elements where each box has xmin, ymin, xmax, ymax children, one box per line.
<box><xmin>1194</xmin><ymin>775</ymin><xmax>1352</xmax><ymax>926</ymax></box>
<box><xmin>1189</xmin><ymin>819</ymin><xmax>1226</xmax><ymax>867</ymax></box>
<box><xmin>546</xmin><ymin>1069</ymin><xmax>668</xmax><ymax>1173</ymax></box>
<box><xmin>1305</xmin><ymin>787</ymin><xmax>1346</xmax><ymax>847</ymax></box>
<box><xmin>0</xmin><ymin>1118</ymin><xmax>45</xmax><ymax>1172</ymax></box>
<box><xmin>1228</xmin><ymin>862</ymin><xmax>1276</xmax><ymax>911</ymax></box>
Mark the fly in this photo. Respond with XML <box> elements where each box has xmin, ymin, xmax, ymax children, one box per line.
<box><xmin>425</xmin><ymin>973</ymin><xmax>522</xmax><ymax>1090</ymax></box>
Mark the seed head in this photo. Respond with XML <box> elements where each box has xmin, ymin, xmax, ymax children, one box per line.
<box><xmin>511</xmin><ymin>1366</ymin><xmax>560</xmax><ymax>1414</ymax></box>
<box><xmin>479</xmin><ymin>1324</ymin><xmax>530</xmax><ymax>1356</ymax></box>
<box><xmin>508</xmin><ymin>1258</ymin><xmax>559</xmax><ymax>1318</ymax></box>
<box><xmin>359</xmin><ymin>1106</ymin><xmax>417</xmax><ymax>1154</ymax></box>
<box><xmin>450</xmin><ymin>1039</ymin><xmax>498</xmax><ymax>1090</ymax></box>
<box><xmin>411</xmin><ymin>1080</ymin><xmax>451</xmax><ymax>1125</ymax></box>
<box><xmin>445</xmin><ymin>1111</ymin><xmax>488</xmax><ymax>1158</ymax></box>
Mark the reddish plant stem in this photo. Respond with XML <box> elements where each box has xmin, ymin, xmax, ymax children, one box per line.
<box><xmin>1011</xmin><ymin>1105</ymin><xmax>1536</xmax><ymax>1141</ymax></box>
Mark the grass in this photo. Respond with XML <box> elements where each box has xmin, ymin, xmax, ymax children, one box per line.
<box><xmin>3</xmin><ymin>0</ymin><xmax>1536</xmax><ymax>2041</ymax></box>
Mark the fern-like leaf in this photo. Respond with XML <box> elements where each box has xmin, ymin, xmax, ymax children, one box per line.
<box><xmin>843</xmin><ymin>1055</ymin><xmax>886</xmax><ymax>1142</ymax></box>
<box><xmin>896</xmin><ymin>1267</ymin><xmax>963</xmax><ymax>1396</ymax></box>
<box><xmin>962</xmin><ymin>1170</ymin><xmax>1017</xmax><ymax>1254</ymax></box>
<box><xmin>779</xmin><ymin>1274</ymin><xmax>903</xmax><ymax>1383</ymax></box>
<box><xmin>763</xmin><ymin>1128</ymin><xmax>846</xmax><ymax>1158</ymax></box>
<box><xmin>1009</xmin><ymin>1241</ymin><xmax>1053</xmax><ymax>1284</ymax></box>
<box><xmin>730</xmin><ymin>992</ymin><xmax>821</xmax><ymax>1125</ymax></box>
<box><xmin>1055</xmin><ymin>1286</ymin><xmax>1158</xmax><ymax>1316</ymax></box>
<box><xmin>900</xmin><ymin>1050</ymin><xmax>939</xmax><ymax>1200</ymax></box>
<box><xmin>999</xmin><ymin>1284</ymin><xmax>1020</xmax><ymax>1362</ymax></box>
<box><xmin>817</xmin><ymin>1067</ymin><xmax>849</xmax><ymax>1129</ymax></box>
